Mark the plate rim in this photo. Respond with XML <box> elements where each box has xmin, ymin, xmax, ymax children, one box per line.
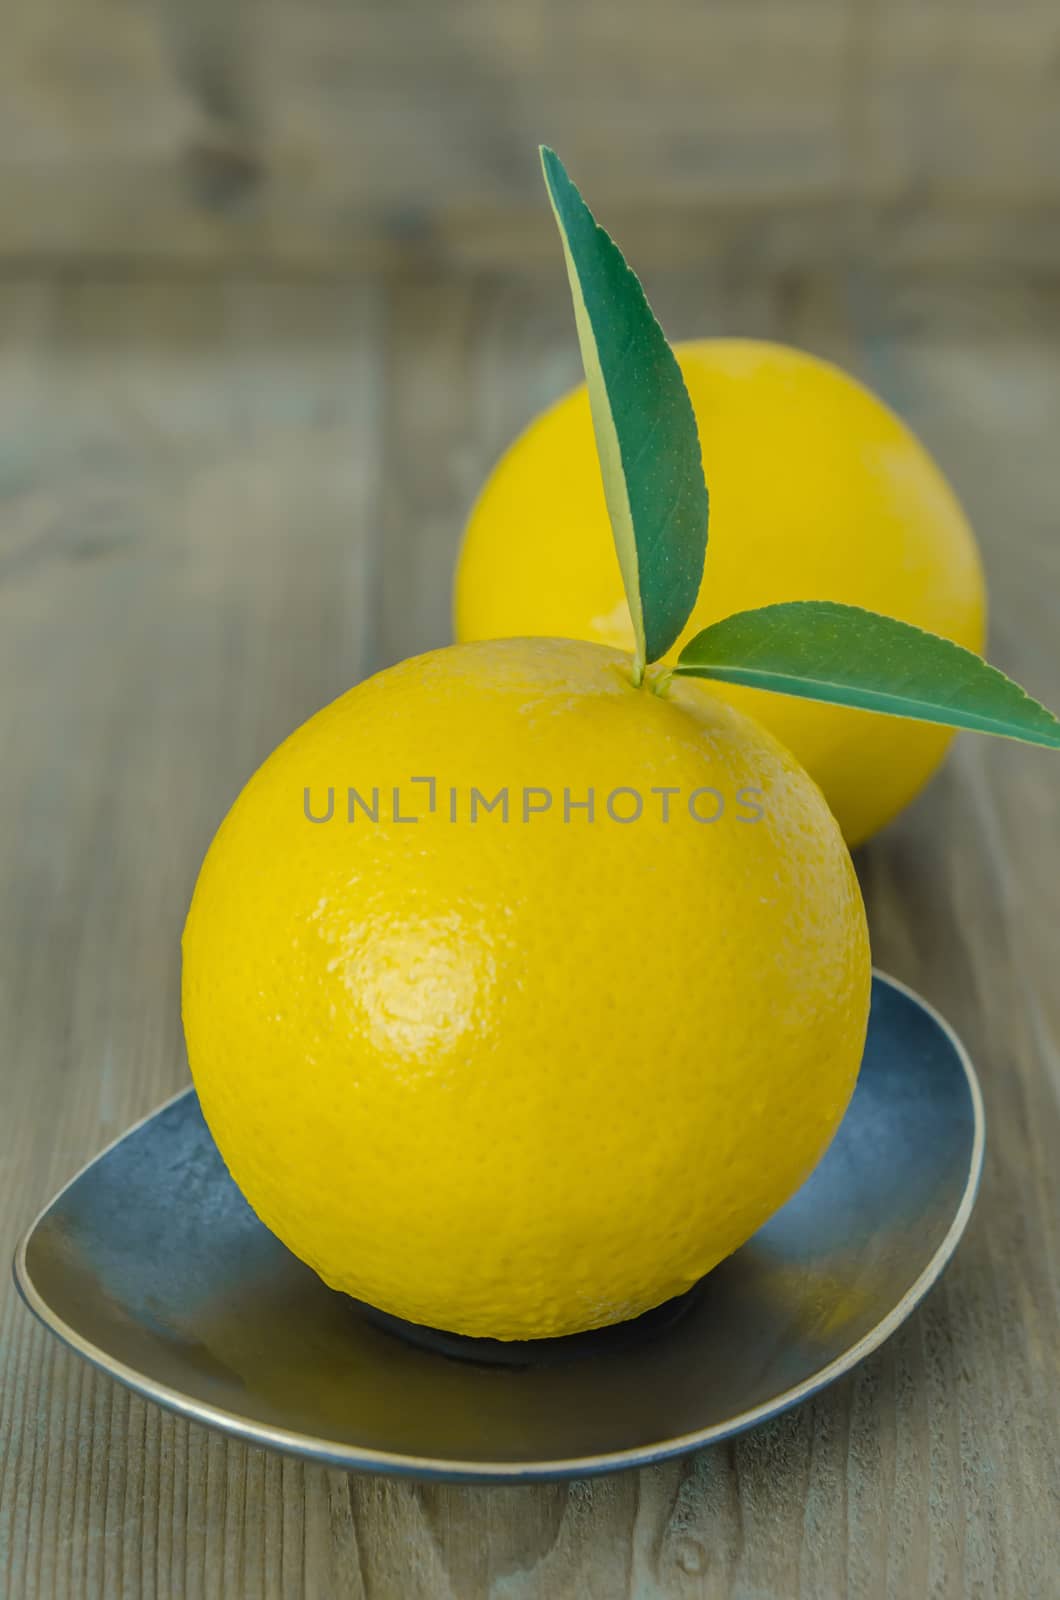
<box><xmin>12</xmin><ymin>968</ymin><xmax>986</xmax><ymax>1482</ymax></box>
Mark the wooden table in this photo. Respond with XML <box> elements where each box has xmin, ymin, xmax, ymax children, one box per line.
<box><xmin>1</xmin><ymin>266</ymin><xmax>1057</xmax><ymax>1598</ymax></box>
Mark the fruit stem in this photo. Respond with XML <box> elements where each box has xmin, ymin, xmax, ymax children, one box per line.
<box><xmin>630</xmin><ymin>653</ymin><xmax>646</xmax><ymax>688</ymax></box>
<box><xmin>651</xmin><ymin>668</ymin><xmax>675</xmax><ymax>698</ymax></box>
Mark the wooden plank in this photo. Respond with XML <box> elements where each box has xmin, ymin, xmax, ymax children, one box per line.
<box><xmin>2</xmin><ymin>1</ymin><xmax>1059</xmax><ymax>270</ymax></box>
<box><xmin>849</xmin><ymin>278</ymin><xmax>1060</xmax><ymax>1600</ymax></box>
<box><xmin>2</xmin><ymin>268</ymin><xmax>1058</xmax><ymax>1596</ymax></box>
<box><xmin>865</xmin><ymin>4</ymin><xmax>1060</xmax><ymax>199</ymax></box>
<box><xmin>0</xmin><ymin>279</ymin><xmax>387</xmax><ymax>1600</ymax></box>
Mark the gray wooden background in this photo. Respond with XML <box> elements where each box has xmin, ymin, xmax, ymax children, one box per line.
<box><xmin>1</xmin><ymin>4</ymin><xmax>1059</xmax><ymax>1597</ymax></box>
<box><xmin>2</xmin><ymin>0</ymin><xmax>1060</xmax><ymax>271</ymax></box>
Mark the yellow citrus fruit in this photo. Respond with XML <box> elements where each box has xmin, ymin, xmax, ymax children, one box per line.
<box><xmin>182</xmin><ymin>638</ymin><xmax>871</xmax><ymax>1340</ymax></box>
<box><xmin>455</xmin><ymin>339</ymin><xmax>987</xmax><ymax>846</ymax></box>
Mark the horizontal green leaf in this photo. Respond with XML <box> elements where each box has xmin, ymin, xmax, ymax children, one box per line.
<box><xmin>675</xmin><ymin>601</ymin><xmax>1060</xmax><ymax>748</ymax></box>
<box><xmin>540</xmin><ymin>146</ymin><xmax>708</xmax><ymax>674</ymax></box>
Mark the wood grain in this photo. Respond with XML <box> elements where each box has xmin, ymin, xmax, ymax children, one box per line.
<box><xmin>2</xmin><ymin>1</ymin><xmax>1060</xmax><ymax>270</ymax></box>
<box><xmin>1</xmin><ymin>267</ymin><xmax>1058</xmax><ymax>1597</ymax></box>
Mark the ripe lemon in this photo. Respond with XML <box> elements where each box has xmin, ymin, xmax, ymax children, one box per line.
<box><xmin>182</xmin><ymin>638</ymin><xmax>870</xmax><ymax>1340</ymax></box>
<box><xmin>455</xmin><ymin>340</ymin><xmax>987</xmax><ymax>845</ymax></box>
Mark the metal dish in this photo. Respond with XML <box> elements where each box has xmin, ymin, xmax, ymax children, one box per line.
<box><xmin>13</xmin><ymin>971</ymin><xmax>983</xmax><ymax>1483</ymax></box>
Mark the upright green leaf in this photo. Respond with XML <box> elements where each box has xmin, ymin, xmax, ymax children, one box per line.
<box><xmin>675</xmin><ymin>601</ymin><xmax>1060</xmax><ymax>748</ymax></box>
<box><xmin>540</xmin><ymin>146</ymin><xmax>708</xmax><ymax>675</ymax></box>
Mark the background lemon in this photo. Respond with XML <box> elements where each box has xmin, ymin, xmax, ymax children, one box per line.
<box><xmin>182</xmin><ymin>638</ymin><xmax>870</xmax><ymax>1340</ymax></box>
<box><xmin>455</xmin><ymin>340</ymin><xmax>987</xmax><ymax>845</ymax></box>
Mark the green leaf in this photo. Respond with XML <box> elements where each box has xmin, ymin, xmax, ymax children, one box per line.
<box><xmin>675</xmin><ymin>601</ymin><xmax>1060</xmax><ymax>748</ymax></box>
<box><xmin>540</xmin><ymin>146</ymin><xmax>708</xmax><ymax>674</ymax></box>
